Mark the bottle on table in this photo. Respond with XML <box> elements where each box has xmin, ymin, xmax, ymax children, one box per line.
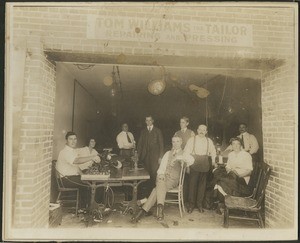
<box><xmin>132</xmin><ymin>150</ymin><xmax>139</xmax><ymax>169</ymax></box>
<box><xmin>215</xmin><ymin>147</ymin><xmax>223</xmax><ymax>165</ymax></box>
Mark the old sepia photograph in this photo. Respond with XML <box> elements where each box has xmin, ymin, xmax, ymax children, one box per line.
<box><xmin>3</xmin><ymin>1</ymin><xmax>298</xmax><ymax>241</ymax></box>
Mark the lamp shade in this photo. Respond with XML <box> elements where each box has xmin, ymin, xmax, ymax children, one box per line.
<box><xmin>148</xmin><ymin>79</ymin><xmax>166</xmax><ymax>95</ymax></box>
<box><xmin>189</xmin><ymin>84</ymin><xmax>210</xmax><ymax>98</ymax></box>
<box><xmin>103</xmin><ymin>76</ymin><xmax>113</xmax><ymax>86</ymax></box>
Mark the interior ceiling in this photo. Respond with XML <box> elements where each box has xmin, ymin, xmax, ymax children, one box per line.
<box><xmin>61</xmin><ymin>62</ymin><xmax>260</xmax><ymax>101</ymax></box>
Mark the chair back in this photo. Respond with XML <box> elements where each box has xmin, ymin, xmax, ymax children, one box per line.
<box><xmin>251</xmin><ymin>166</ymin><xmax>263</xmax><ymax>199</ymax></box>
<box><xmin>178</xmin><ymin>161</ymin><xmax>187</xmax><ymax>191</ymax></box>
<box><xmin>248</xmin><ymin>161</ymin><xmax>261</xmax><ymax>193</ymax></box>
<box><xmin>52</xmin><ymin>160</ymin><xmax>65</xmax><ymax>189</ymax></box>
<box><xmin>253</xmin><ymin>162</ymin><xmax>272</xmax><ymax>208</ymax></box>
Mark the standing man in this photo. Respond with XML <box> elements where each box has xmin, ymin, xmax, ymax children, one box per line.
<box><xmin>137</xmin><ymin>115</ymin><xmax>164</xmax><ymax>195</ymax></box>
<box><xmin>116</xmin><ymin>123</ymin><xmax>136</xmax><ymax>201</ymax></box>
<box><xmin>184</xmin><ymin>124</ymin><xmax>216</xmax><ymax>213</ymax></box>
<box><xmin>116</xmin><ymin>123</ymin><xmax>136</xmax><ymax>160</ymax></box>
<box><xmin>174</xmin><ymin>116</ymin><xmax>195</xmax><ymax>204</ymax></box>
<box><xmin>56</xmin><ymin>131</ymin><xmax>100</xmax><ymax>209</ymax></box>
<box><xmin>174</xmin><ymin>116</ymin><xmax>195</xmax><ymax>149</ymax></box>
<box><xmin>225</xmin><ymin>123</ymin><xmax>259</xmax><ymax>158</ymax></box>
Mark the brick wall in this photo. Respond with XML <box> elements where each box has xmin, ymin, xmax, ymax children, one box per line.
<box><xmin>13</xmin><ymin>36</ymin><xmax>56</xmax><ymax>227</ymax></box>
<box><xmin>9</xmin><ymin>3</ymin><xmax>296</xmax><ymax>228</ymax></box>
<box><xmin>12</xmin><ymin>5</ymin><xmax>294</xmax><ymax>59</ymax></box>
<box><xmin>261</xmin><ymin>61</ymin><xmax>296</xmax><ymax>228</ymax></box>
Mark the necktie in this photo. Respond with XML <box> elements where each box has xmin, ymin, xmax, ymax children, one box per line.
<box><xmin>241</xmin><ymin>134</ymin><xmax>245</xmax><ymax>149</ymax></box>
<box><xmin>148</xmin><ymin>126</ymin><xmax>151</xmax><ymax>132</ymax></box>
<box><xmin>126</xmin><ymin>132</ymin><xmax>132</xmax><ymax>143</ymax></box>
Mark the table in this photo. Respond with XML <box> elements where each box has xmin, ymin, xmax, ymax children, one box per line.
<box><xmin>81</xmin><ymin>166</ymin><xmax>150</xmax><ymax>224</ymax></box>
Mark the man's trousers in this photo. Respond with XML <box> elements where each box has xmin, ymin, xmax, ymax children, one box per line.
<box><xmin>142</xmin><ymin>174</ymin><xmax>178</xmax><ymax>212</ymax></box>
<box><xmin>188</xmin><ymin>170</ymin><xmax>207</xmax><ymax>208</ymax></box>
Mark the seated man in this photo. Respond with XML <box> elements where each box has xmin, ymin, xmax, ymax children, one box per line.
<box><xmin>212</xmin><ymin>137</ymin><xmax>253</xmax><ymax>213</ymax></box>
<box><xmin>131</xmin><ymin>136</ymin><xmax>194</xmax><ymax>223</ymax></box>
<box><xmin>56</xmin><ymin>131</ymin><xmax>100</xmax><ymax>209</ymax></box>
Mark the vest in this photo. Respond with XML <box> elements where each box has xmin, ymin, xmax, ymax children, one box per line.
<box><xmin>165</xmin><ymin>149</ymin><xmax>184</xmax><ymax>183</ymax></box>
<box><xmin>175</xmin><ymin>129</ymin><xmax>194</xmax><ymax>148</ymax></box>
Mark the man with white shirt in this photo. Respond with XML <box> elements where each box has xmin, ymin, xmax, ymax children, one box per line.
<box><xmin>184</xmin><ymin>124</ymin><xmax>216</xmax><ymax>213</ymax></box>
<box><xmin>116</xmin><ymin>123</ymin><xmax>136</xmax><ymax>159</ymax></box>
<box><xmin>116</xmin><ymin>123</ymin><xmax>136</xmax><ymax>201</ymax></box>
<box><xmin>56</xmin><ymin>131</ymin><xmax>100</xmax><ymax>209</ymax></box>
<box><xmin>132</xmin><ymin>136</ymin><xmax>194</xmax><ymax>222</ymax></box>
<box><xmin>225</xmin><ymin>123</ymin><xmax>259</xmax><ymax>157</ymax></box>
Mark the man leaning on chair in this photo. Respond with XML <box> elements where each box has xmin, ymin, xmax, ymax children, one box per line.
<box><xmin>132</xmin><ymin>135</ymin><xmax>194</xmax><ymax>223</ymax></box>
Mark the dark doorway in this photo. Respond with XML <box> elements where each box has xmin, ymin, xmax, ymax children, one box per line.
<box><xmin>54</xmin><ymin>63</ymin><xmax>263</xmax><ymax>158</ymax></box>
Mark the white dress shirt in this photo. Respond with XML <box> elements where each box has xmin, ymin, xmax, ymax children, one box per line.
<box><xmin>56</xmin><ymin>145</ymin><xmax>80</xmax><ymax>177</ymax></box>
<box><xmin>239</xmin><ymin>132</ymin><xmax>259</xmax><ymax>154</ymax></box>
<box><xmin>184</xmin><ymin>135</ymin><xmax>216</xmax><ymax>163</ymax></box>
<box><xmin>225</xmin><ymin>132</ymin><xmax>259</xmax><ymax>154</ymax></box>
<box><xmin>116</xmin><ymin>131</ymin><xmax>135</xmax><ymax>149</ymax></box>
<box><xmin>76</xmin><ymin>146</ymin><xmax>98</xmax><ymax>170</ymax></box>
<box><xmin>157</xmin><ymin>149</ymin><xmax>195</xmax><ymax>175</ymax></box>
<box><xmin>226</xmin><ymin>150</ymin><xmax>253</xmax><ymax>184</ymax></box>
<box><xmin>147</xmin><ymin>125</ymin><xmax>154</xmax><ymax>132</ymax></box>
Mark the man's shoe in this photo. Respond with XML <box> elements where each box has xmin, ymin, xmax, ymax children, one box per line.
<box><xmin>187</xmin><ymin>207</ymin><xmax>194</xmax><ymax>214</ymax></box>
<box><xmin>157</xmin><ymin>204</ymin><xmax>164</xmax><ymax>221</ymax></box>
<box><xmin>198</xmin><ymin>207</ymin><xmax>204</xmax><ymax>213</ymax></box>
<box><xmin>215</xmin><ymin>202</ymin><xmax>225</xmax><ymax>215</ymax></box>
<box><xmin>131</xmin><ymin>209</ymin><xmax>145</xmax><ymax>223</ymax></box>
<box><xmin>145</xmin><ymin>210</ymin><xmax>153</xmax><ymax>217</ymax></box>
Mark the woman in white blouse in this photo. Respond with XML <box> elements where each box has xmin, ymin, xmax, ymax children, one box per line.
<box><xmin>213</xmin><ymin>137</ymin><xmax>253</xmax><ymax>202</ymax></box>
<box><xmin>77</xmin><ymin>138</ymin><xmax>99</xmax><ymax>171</ymax></box>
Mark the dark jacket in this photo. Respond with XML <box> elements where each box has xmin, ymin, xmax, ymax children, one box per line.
<box><xmin>137</xmin><ymin>126</ymin><xmax>164</xmax><ymax>164</ymax></box>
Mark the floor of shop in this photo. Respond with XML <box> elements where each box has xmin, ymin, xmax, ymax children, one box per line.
<box><xmin>57</xmin><ymin>192</ymin><xmax>259</xmax><ymax>229</ymax></box>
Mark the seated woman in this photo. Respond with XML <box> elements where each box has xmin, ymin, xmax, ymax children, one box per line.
<box><xmin>77</xmin><ymin>138</ymin><xmax>99</xmax><ymax>171</ymax></box>
<box><xmin>212</xmin><ymin>137</ymin><xmax>253</xmax><ymax>209</ymax></box>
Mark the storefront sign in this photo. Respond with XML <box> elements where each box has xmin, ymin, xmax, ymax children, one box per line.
<box><xmin>87</xmin><ymin>15</ymin><xmax>253</xmax><ymax>47</ymax></box>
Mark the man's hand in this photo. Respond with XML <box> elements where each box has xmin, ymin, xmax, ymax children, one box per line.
<box><xmin>158</xmin><ymin>157</ymin><xmax>162</xmax><ymax>165</ymax></box>
<box><xmin>226</xmin><ymin>166</ymin><xmax>232</xmax><ymax>173</ymax></box>
<box><xmin>157</xmin><ymin>174</ymin><xmax>165</xmax><ymax>181</ymax></box>
<box><xmin>92</xmin><ymin>156</ymin><xmax>101</xmax><ymax>163</ymax></box>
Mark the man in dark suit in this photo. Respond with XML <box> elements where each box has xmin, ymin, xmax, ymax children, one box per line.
<box><xmin>137</xmin><ymin>115</ymin><xmax>164</xmax><ymax>195</ymax></box>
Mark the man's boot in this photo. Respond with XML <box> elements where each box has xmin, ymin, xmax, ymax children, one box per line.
<box><xmin>131</xmin><ymin>209</ymin><xmax>145</xmax><ymax>223</ymax></box>
<box><xmin>157</xmin><ymin>204</ymin><xmax>164</xmax><ymax>221</ymax></box>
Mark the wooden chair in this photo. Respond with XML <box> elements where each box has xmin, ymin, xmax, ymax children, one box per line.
<box><xmin>165</xmin><ymin>162</ymin><xmax>187</xmax><ymax>218</ymax></box>
<box><xmin>223</xmin><ymin>162</ymin><xmax>271</xmax><ymax>228</ymax></box>
<box><xmin>52</xmin><ymin>160</ymin><xmax>79</xmax><ymax>216</ymax></box>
